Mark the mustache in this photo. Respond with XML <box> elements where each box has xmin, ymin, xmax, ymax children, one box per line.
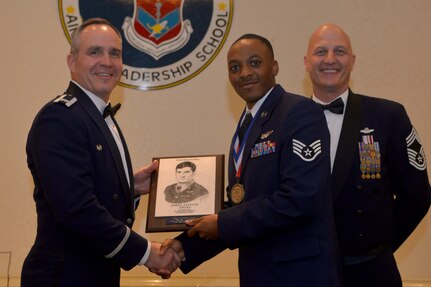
<box><xmin>238</xmin><ymin>76</ymin><xmax>258</xmax><ymax>86</ymax></box>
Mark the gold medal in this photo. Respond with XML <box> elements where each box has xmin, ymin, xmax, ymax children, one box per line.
<box><xmin>231</xmin><ymin>183</ymin><xmax>245</xmax><ymax>204</ymax></box>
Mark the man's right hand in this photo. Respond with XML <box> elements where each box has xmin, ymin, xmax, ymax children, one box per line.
<box><xmin>144</xmin><ymin>241</ymin><xmax>182</xmax><ymax>279</ymax></box>
<box><xmin>160</xmin><ymin>238</ymin><xmax>185</xmax><ymax>262</ymax></box>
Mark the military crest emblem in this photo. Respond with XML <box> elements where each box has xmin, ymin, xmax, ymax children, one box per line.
<box><xmin>59</xmin><ymin>0</ymin><xmax>233</xmax><ymax>90</ymax></box>
<box><xmin>122</xmin><ymin>0</ymin><xmax>193</xmax><ymax>60</ymax></box>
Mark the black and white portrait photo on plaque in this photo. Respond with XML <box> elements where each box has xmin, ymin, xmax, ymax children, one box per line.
<box><xmin>155</xmin><ymin>157</ymin><xmax>214</xmax><ymax>217</ymax></box>
<box><xmin>163</xmin><ymin>161</ymin><xmax>209</xmax><ymax>204</ymax></box>
<box><xmin>146</xmin><ymin>155</ymin><xmax>224</xmax><ymax>232</ymax></box>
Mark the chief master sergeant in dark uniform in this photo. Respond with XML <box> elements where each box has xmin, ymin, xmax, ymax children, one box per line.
<box><xmin>304</xmin><ymin>23</ymin><xmax>431</xmax><ymax>287</ymax></box>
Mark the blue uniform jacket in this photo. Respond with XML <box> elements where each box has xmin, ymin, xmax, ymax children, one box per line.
<box><xmin>332</xmin><ymin>90</ymin><xmax>431</xmax><ymax>256</ymax></box>
<box><xmin>178</xmin><ymin>85</ymin><xmax>341</xmax><ymax>286</ymax></box>
<box><xmin>21</xmin><ymin>82</ymin><xmax>148</xmax><ymax>287</ymax></box>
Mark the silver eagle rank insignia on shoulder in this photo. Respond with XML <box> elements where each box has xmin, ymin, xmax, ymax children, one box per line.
<box><xmin>53</xmin><ymin>93</ymin><xmax>77</xmax><ymax>107</ymax></box>
<box><xmin>292</xmin><ymin>139</ymin><xmax>322</xmax><ymax>162</ymax></box>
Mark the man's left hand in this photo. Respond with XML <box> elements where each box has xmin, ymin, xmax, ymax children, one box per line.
<box><xmin>185</xmin><ymin>214</ymin><xmax>219</xmax><ymax>240</ymax></box>
<box><xmin>134</xmin><ymin>160</ymin><xmax>158</xmax><ymax>196</ymax></box>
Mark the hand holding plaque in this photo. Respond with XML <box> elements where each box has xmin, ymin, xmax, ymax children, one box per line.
<box><xmin>185</xmin><ymin>214</ymin><xmax>219</xmax><ymax>240</ymax></box>
<box><xmin>133</xmin><ymin>160</ymin><xmax>159</xmax><ymax>196</ymax></box>
<box><xmin>146</xmin><ymin>155</ymin><xmax>224</xmax><ymax>232</ymax></box>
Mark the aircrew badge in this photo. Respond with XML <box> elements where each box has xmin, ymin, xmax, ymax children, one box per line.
<box><xmin>251</xmin><ymin>140</ymin><xmax>276</xmax><ymax>158</ymax></box>
<box><xmin>292</xmin><ymin>139</ymin><xmax>321</xmax><ymax>162</ymax></box>
<box><xmin>260</xmin><ymin>130</ymin><xmax>273</xmax><ymax>140</ymax></box>
<box><xmin>360</xmin><ymin>127</ymin><xmax>374</xmax><ymax>134</ymax></box>
<box><xmin>358</xmin><ymin>132</ymin><xmax>381</xmax><ymax>179</ymax></box>
<box><xmin>406</xmin><ymin>127</ymin><xmax>427</xmax><ymax>171</ymax></box>
<box><xmin>53</xmin><ymin>93</ymin><xmax>77</xmax><ymax>107</ymax></box>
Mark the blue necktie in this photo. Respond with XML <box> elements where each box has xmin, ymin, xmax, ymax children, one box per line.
<box><xmin>238</xmin><ymin>112</ymin><xmax>253</xmax><ymax>143</ymax></box>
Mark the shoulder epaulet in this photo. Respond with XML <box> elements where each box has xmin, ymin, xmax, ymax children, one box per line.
<box><xmin>53</xmin><ymin>93</ymin><xmax>77</xmax><ymax>107</ymax></box>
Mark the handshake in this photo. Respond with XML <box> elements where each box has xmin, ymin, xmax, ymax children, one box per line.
<box><xmin>144</xmin><ymin>239</ymin><xmax>183</xmax><ymax>279</ymax></box>
<box><xmin>135</xmin><ymin>162</ymin><xmax>220</xmax><ymax>279</ymax></box>
<box><xmin>143</xmin><ymin>214</ymin><xmax>220</xmax><ymax>279</ymax></box>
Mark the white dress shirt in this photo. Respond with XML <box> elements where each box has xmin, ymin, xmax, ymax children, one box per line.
<box><xmin>312</xmin><ymin>90</ymin><xmax>349</xmax><ymax>171</ymax></box>
<box><xmin>243</xmin><ymin>86</ymin><xmax>273</xmax><ymax>121</ymax></box>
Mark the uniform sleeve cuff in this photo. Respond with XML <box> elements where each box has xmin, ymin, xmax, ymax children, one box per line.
<box><xmin>138</xmin><ymin>241</ymin><xmax>152</xmax><ymax>265</ymax></box>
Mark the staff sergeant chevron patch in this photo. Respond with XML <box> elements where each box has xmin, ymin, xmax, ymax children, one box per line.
<box><xmin>292</xmin><ymin>139</ymin><xmax>322</xmax><ymax>162</ymax></box>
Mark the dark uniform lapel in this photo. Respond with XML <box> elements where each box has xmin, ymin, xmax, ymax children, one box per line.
<box><xmin>67</xmin><ymin>82</ymin><xmax>135</xmax><ymax>213</ymax></box>
<box><xmin>331</xmin><ymin>90</ymin><xmax>362</xmax><ymax>199</ymax></box>
<box><xmin>240</xmin><ymin>85</ymin><xmax>281</xmax><ymax>181</ymax></box>
<box><xmin>110</xmin><ymin>116</ymin><xmax>135</xmax><ymax>196</ymax></box>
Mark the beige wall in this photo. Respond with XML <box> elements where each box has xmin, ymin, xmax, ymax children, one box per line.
<box><xmin>1</xmin><ymin>0</ymin><xmax>430</xmax><ymax>284</ymax></box>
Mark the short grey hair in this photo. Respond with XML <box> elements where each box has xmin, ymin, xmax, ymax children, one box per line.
<box><xmin>69</xmin><ymin>18</ymin><xmax>122</xmax><ymax>54</ymax></box>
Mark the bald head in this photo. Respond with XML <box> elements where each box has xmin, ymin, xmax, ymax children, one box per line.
<box><xmin>304</xmin><ymin>23</ymin><xmax>356</xmax><ymax>102</ymax></box>
<box><xmin>307</xmin><ymin>24</ymin><xmax>353</xmax><ymax>55</ymax></box>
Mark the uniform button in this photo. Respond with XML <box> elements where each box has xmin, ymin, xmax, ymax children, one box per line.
<box><xmin>126</xmin><ymin>218</ymin><xmax>133</xmax><ymax>225</ymax></box>
<box><xmin>112</xmin><ymin>194</ymin><xmax>119</xmax><ymax>200</ymax></box>
<box><xmin>356</xmin><ymin>185</ymin><xmax>362</xmax><ymax>191</ymax></box>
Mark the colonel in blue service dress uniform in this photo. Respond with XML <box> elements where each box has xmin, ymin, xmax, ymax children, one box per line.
<box><xmin>21</xmin><ymin>82</ymin><xmax>149</xmax><ymax>287</ymax></box>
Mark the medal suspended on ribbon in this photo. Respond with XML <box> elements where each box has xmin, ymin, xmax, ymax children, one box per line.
<box><xmin>231</xmin><ymin>183</ymin><xmax>245</xmax><ymax>204</ymax></box>
<box><xmin>231</xmin><ymin>111</ymin><xmax>258</xmax><ymax>204</ymax></box>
